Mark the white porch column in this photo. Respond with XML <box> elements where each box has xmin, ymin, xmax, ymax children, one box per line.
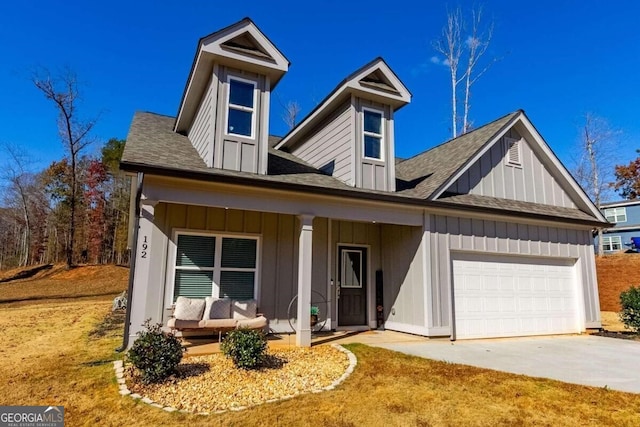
<box><xmin>296</xmin><ymin>214</ymin><xmax>314</xmax><ymax>347</ymax></box>
<box><xmin>128</xmin><ymin>199</ymin><xmax>161</xmax><ymax>346</ymax></box>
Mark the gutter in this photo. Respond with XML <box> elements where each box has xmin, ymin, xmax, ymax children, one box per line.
<box><xmin>120</xmin><ymin>161</ymin><xmax>609</xmax><ymax>229</ymax></box>
<box><xmin>116</xmin><ymin>172</ymin><xmax>144</xmax><ymax>353</ymax></box>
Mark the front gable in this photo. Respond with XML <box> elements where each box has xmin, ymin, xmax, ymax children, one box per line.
<box><xmin>435</xmin><ymin>113</ymin><xmax>605</xmax><ymax>221</ymax></box>
<box><xmin>276</xmin><ymin>58</ymin><xmax>411</xmax><ymax>192</ymax></box>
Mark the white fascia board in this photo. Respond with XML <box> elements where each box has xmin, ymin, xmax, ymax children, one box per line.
<box><xmin>430</xmin><ymin>114</ymin><xmax>518</xmax><ymax>200</ymax></box>
<box><xmin>517</xmin><ymin>117</ymin><xmax>607</xmax><ymax>222</ymax></box>
<box><xmin>600</xmin><ymin>200</ymin><xmax>640</xmax><ymax>208</ymax></box>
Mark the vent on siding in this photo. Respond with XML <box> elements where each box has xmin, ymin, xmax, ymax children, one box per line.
<box><xmin>504</xmin><ymin>137</ymin><xmax>522</xmax><ymax>167</ymax></box>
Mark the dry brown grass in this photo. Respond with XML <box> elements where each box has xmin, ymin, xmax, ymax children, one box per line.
<box><xmin>0</xmin><ymin>263</ymin><xmax>128</xmax><ymax>304</ymax></box>
<box><xmin>2</xmin><ymin>265</ymin><xmax>640</xmax><ymax>426</ymax></box>
<box><xmin>596</xmin><ymin>254</ymin><xmax>640</xmax><ymax>311</ymax></box>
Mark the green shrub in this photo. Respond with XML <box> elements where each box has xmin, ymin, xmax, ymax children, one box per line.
<box><xmin>221</xmin><ymin>328</ymin><xmax>267</xmax><ymax>369</ymax></box>
<box><xmin>127</xmin><ymin>320</ymin><xmax>184</xmax><ymax>384</ymax></box>
<box><xmin>619</xmin><ymin>286</ymin><xmax>640</xmax><ymax>333</ymax></box>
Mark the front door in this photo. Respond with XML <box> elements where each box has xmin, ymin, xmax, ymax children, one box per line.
<box><xmin>338</xmin><ymin>246</ymin><xmax>367</xmax><ymax>326</ymax></box>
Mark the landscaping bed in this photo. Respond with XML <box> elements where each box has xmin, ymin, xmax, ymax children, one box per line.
<box><xmin>125</xmin><ymin>346</ymin><xmax>350</xmax><ymax>413</ymax></box>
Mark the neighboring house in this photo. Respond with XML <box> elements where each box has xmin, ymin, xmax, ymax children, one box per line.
<box><xmin>596</xmin><ymin>200</ymin><xmax>640</xmax><ymax>253</ymax></box>
<box><xmin>120</xmin><ymin>18</ymin><xmax>607</xmax><ymax>348</ymax></box>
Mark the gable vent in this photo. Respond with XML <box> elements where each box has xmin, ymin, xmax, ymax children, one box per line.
<box><xmin>504</xmin><ymin>137</ymin><xmax>522</xmax><ymax>167</ymax></box>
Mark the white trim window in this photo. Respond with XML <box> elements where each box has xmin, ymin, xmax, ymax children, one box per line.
<box><xmin>226</xmin><ymin>76</ymin><xmax>257</xmax><ymax>138</ymax></box>
<box><xmin>602</xmin><ymin>235</ymin><xmax>622</xmax><ymax>252</ymax></box>
<box><xmin>363</xmin><ymin>107</ymin><xmax>384</xmax><ymax>160</ymax></box>
<box><xmin>604</xmin><ymin>207</ymin><xmax>627</xmax><ymax>223</ymax></box>
<box><xmin>170</xmin><ymin>232</ymin><xmax>259</xmax><ymax>303</ymax></box>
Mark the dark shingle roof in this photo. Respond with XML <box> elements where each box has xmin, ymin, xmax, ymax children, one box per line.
<box><xmin>396</xmin><ymin>111</ymin><xmax>520</xmax><ymax>199</ymax></box>
<box><xmin>121</xmin><ymin>111</ymin><xmax>604</xmax><ymax>226</ymax></box>
<box><xmin>439</xmin><ymin>194</ymin><xmax>597</xmax><ymax>223</ymax></box>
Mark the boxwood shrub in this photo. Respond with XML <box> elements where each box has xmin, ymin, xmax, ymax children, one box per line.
<box><xmin>127</xmin><ymin>320</ymin><xmax>184</xmax><ymax>384</ymax></box>
<box><xmin>221</xmin><ymin>328</ymin><xmax>267</xmax><ymax>369</ymax></box>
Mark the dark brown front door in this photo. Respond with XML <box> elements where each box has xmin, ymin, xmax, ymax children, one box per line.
<box><xmin>338</xmin><ymin>246</ymin><xmax>367</xmax><ymax>326</ymax></box>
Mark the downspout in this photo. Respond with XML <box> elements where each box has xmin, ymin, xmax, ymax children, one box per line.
<box><xmin>116</xmin><ymin>172</ymin><xmax>144</xmax><ymax>352</ymax></box>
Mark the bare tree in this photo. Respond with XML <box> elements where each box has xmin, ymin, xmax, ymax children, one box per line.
<box><xmin>1</xmin><ymin>143</ymin><xmax>36</xmax><ymax>266</ymax></box>
<box><xmin>32</xmin><ymin>68</ymin><xmax>98</xmax><ymax>268</ymax></box>
<box><xmin>434</xmin><ymin>6</ymin><xmax>496</xmax><ymax>137</ymax></box>
<box><xmin>572</xmin><ymin>113</ymin><xmax>619</xmax><ymax>255</ymax></box>
<box><xmin>434</xmin><ymin>7</ymin><xmax>463</xmax><ymax>138</ymax></box>
<box><xmin>281</xmin><ymin>100</ymin><xmax>301</xmax><ymax>130</ymax></box>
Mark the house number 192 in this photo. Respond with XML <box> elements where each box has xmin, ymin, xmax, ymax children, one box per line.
<box><xmin>141</xmin><ymin>236</ymin><xmax>148</xmax><ymax>258</ymax></box>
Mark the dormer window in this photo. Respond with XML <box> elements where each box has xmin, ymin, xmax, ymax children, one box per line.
<box><xmin>226</xmin><ymin>77</ymin><xmax>257</xmax><ymax>138</ymax></box>
<box><xmin>363</xmin><ymin>108</ymin><xmax>384</xmax><ymax>160</ymax></box>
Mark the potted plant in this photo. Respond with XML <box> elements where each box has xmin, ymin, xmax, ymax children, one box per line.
<box><xmin>310</xmin><ymin>306</ymin><xmax>319</xmax><ymax>327</ymax></box>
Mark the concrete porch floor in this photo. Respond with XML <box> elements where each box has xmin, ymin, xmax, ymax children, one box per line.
<box><xmin>181</xmin><ymin>330</ymin><xmax>430</xmax><ymax>357</ymax></box>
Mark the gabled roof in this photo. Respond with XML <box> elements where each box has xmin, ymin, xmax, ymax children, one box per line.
<box><xmin>396</xmin><ymin>111</ymin><xmax>519</xmax><ymax>198</ymax></box>
<box><xmin>175</xmin><ymin>18</ymin><xmax>289</xmax><ymax>133</ymax></box>
<box><xmin>396</xmin><ymin>110</ymin><xmax>606</xmax><ymax>222</ymax></box>
<box><xmin>122</xmin><ymin>111</ymin><xmax>608</xmax><ymax>227</ymax></box>
<box><xmin>275</xmin><ymin>57</ymin><xmax>411</xmax><ymax>151</ymax></box>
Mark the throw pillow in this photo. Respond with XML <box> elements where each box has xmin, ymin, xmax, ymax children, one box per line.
<box><xmin>232</xmin><ymin>299</ymin><xmax>257</xmax><ymax>320</ymax></box>
<box><xmin>173</xmin><ymin>296</ymin><xmax>205</xmax><ymax>321</ymax></box>
<box><xmin>204</xmin><ymin>297</ymin><xmax>232</xmax><ymax>320</ymax></box>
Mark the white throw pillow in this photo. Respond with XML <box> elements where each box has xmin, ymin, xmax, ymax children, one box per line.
<box><xmin>204</xmin><ymin>297</ymin><xmax>232</xmax><ymax>320</ymax></box>
<box><xmin>232</xmin><ymin>299</ymin><xmax>257</xmax><ymax>320</ymax></box>
<box><xmin>173</xmin><ymin>296</ymin><xmax>205</xmax><ymax>321</ymax></box>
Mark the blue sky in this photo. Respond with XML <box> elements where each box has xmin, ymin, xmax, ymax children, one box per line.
<box><xmin>1</xmin><ymin>0</ymin><xmax>639</xmax><ymax>176</ymax></box>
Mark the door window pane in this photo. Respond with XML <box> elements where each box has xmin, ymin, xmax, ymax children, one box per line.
<box><xmin>342</xmin><ymin>250</ymin><xmax>362</xmax><ymax>288</ymax></box>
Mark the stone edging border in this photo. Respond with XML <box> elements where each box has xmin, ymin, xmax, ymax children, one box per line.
<box><xmin>114</xmin><ymin>343</ymin><xmax>357</xmax><ymax>415</ymax></box>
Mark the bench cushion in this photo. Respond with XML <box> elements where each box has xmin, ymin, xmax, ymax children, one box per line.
<box><xmin>167</xmin><ymin>318</ymin><xmax>204</xmax><ymax>329</ymax></box>
<box><xmin>173</xmin><ymin>296</ymin><xmax>206</xmax><ymax>321</ymax></box>
<box><xmin>201</xmin><ymin>318</ymin><xmax>238</xmax><ymax>329</ymax></box>
<box><xmin>236</xmin><ymin>315</ymin><xmax>267</xmax><ymax>330</ymax></box>
<box><xmin>232</xmin><ymin>299</ymin><xmax>257</xmax><ymax>320</ymax></box>
<box><xmin>204</xmin><ymin>297</ymin><xmax>232</xmax><ymax>320</ymax></box>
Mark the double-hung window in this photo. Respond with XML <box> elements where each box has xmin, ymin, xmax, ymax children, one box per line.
<box><xmin>172</xmin><ymin>233</ymin><xmax>259</xmax><ymax>302</ymax></box>
<box><xmin>226</xmin><ymin>77</ymin><xmax>256</xmax><ymax>138</ymax></box>
<box><xmin>604</xmin><ymin>207</ymin><xmax>627</xmax><ymax>223</ymax></box>
<box><xmin>363</xmin><ymin>108</ymin><xmax>384</xmax><ymax>160</ymax></box>
<box><xmin>602</xmin><ymin>235</ymin><xmax>622</xmax><ymax>252</ymax></box>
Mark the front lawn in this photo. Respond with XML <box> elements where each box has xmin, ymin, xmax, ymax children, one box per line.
<box><xmin>2</xmin><ymin>265</ymin><xmax>640</xmax><ymax>426</ymax></box>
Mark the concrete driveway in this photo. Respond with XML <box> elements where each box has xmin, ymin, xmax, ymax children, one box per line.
<box><xmin>372</xmin><ymin>335</ymin><xmax>640</xmax><ymax>394</ymax></box>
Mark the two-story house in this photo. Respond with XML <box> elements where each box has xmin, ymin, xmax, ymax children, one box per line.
<box><xmin>596</xmin><ymin>200</ymin><xmax>640</xmax><ymax>253</ymax></box>
<box><xmin>120</xmin><ymin>18</ymin><xmax>607</xmax><ymax>348</ymax></box>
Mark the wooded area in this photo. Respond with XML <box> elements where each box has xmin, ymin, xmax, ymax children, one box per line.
<box><xmin>0</xmin><ymin>138</ymin><xmax>130</xmax><ymax>269</ymax></box>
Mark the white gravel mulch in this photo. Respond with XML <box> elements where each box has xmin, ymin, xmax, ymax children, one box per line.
<box><xmin>125</xmin><ymin>345</ymin><xmax>351</xmax><ymax>413</ymax></box>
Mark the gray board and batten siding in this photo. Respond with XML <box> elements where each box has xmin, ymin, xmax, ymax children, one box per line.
<box><xmin>446</xmin><ymin>127</ymin><xmax>576</xmax><ymax>209</ymax></box>
<box><xmin>290</xmin><ymin>101</ymin><xmax>353</xmax><ymax>185</ymax></box>
<box><xmin>427</xmin><ymin>213</ymin><xmax>600</xmax><ymax>333</ymax></box>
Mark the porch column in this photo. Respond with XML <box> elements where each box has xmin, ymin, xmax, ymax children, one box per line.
<box><xmin>128</xmin><ymin>199</ymin><xmax>162</xmax><ymax>346</ymax></box>
<box><xmin>296</xmin><ymin>214</ymin><xmax>314</xmax><ymax>347</ymax></box>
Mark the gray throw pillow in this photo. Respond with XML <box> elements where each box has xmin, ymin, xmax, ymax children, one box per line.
<box><xmin>204</xmin><ymin>297</ymin><xmax>232</xmax><ymax>320</ymax></box>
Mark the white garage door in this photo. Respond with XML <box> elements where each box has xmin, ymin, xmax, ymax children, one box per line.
<box><xmin>452</xmin><ymin>253</ymin><xmax>580</xmax><ymax>340</ymax></box>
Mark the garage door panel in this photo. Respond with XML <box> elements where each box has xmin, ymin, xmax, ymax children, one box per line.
<box><xmin>453</xmin><ymin>253</ymin><xmax>579</xmax><ymax>339</ymax></box>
